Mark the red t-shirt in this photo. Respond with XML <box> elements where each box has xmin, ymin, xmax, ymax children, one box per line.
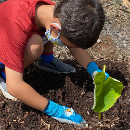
<box><xmin>0</xmin><ymin>0</ymin><xmax>55</xmax><ymax>73</ymax></box>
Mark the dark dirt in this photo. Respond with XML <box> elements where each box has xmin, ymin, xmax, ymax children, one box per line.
<box><xmin>0</xmin><ymin>0</ymin><xmax>130</xmax><ymax>129</ymax></box>
<box><xmin>0</xmin><ymin>58</ymin><xmax>130</xmax><ymax>130</ymax></box>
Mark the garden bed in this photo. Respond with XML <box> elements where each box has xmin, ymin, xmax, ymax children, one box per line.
<box><xmin>0</xmin><ymin>0</ymin><xmax>130</xmax><ymax>129</ymax></box>
<box><xmin>0</xmin><ymin>57</ymin><xmax>130</xmax><ymax>129</ymax></box>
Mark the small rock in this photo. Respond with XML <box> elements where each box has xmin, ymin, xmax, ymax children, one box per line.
<box><xmin>97</xmin><ymin>39</ymin><xmax>102</xmax><ymax>43</ymax></box>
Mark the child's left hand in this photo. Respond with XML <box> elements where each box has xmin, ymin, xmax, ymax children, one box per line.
<box><xmin>43</xmin><ymin>100</ymin><xmax>87</xmax><ymax>128</ymax></box>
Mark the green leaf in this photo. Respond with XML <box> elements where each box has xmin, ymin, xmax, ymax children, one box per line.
<box><xmin>92</xmin><ymin>66</ymin><xmax>123</xmax><ymax>113</ymax></box>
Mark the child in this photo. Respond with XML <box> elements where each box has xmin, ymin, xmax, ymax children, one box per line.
<box><xmin>0</xmin><ymin>0</ymin><xmax>109</xmax><ymax>128</ymax></box>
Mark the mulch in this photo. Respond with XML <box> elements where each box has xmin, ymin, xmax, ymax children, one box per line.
<box><xmin>0</xmin><ymin>59</ymin><xmax>130</xmax><ymax>130</ymax></box>
<box><xmin>0</xmin><ymin>0</ymin><xmax>130</xmax><ymax>129</ymax></box>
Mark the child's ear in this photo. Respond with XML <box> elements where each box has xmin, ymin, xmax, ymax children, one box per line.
<box><xmin>50</xmin><ymin>23</ymin><xmax>61</xmax><ymax>31</ymax></box>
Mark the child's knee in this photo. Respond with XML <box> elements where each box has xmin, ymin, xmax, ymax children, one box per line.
<box><xmin>25</xmin><ymin>33</ymin><xmax>44</xmax><ymax>58</ymax></box>
<box><xmin>30</xmin><ymin>33</ymin><xmax>44</xmax><ymax>53</ymax></box>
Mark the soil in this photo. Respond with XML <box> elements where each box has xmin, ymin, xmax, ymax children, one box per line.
<box><xmin>0</xmin><ymin>59</ymin><xmax>130</xmax><ymax>130</ymax></box>
<box><xmin>0</xmin><ymin>0</ymin><xmax>130</xmax><ymax>130</ymax></box>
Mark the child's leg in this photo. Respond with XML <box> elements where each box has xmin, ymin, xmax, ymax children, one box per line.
<box><xmin>37</xmin><ymin>41</ymin><xmax>76</xmax><ymax>74</ymax></box>
<box><xmin>41</xmin><ymin>42</ymin><xmax>54</xmax><ymax>63</ymax></box>
<box><xmin>24</xmin><ymin>33</ymin><xmax>44</xmax><ymax>68</ymax></box>
<box><xmin>43</xmin><ymin>41</ymin><xmax>54</xmax><ymax>54</ymax></box>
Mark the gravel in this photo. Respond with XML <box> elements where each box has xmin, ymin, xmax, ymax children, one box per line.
<box><xmin>101</xmin><ymin>0</ymin><xmax>130</xmax><ymax>50</ymax></box>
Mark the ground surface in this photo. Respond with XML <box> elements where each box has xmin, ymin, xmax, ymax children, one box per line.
<box><xmin>0</xmin><ymin>0</ymin><xmax>130</xmax><ymax>130</ymax></box>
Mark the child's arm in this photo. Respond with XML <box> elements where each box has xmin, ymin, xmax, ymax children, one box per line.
<box><xmin>5</xmin><ymin>66</ymin><xmax>87</xmax><ymax>127</ymax></box>
<box><xmin>69</xmin><ymin>48</ymin><xmax>109</xmax><ymax>79</ymax></box>
<box><xmin>5</xmin><ymin>66</ymin><xmax>48</xmax><ymax>111</ymax></box>
<box><xmin>69</xmin><ymin>48</ymin><xmax>93</xmax><ymax>69</ymax></box>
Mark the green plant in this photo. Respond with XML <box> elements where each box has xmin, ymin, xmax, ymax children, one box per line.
<box><xmin>92</xmin><ymin>65</ymin><xmax>123</xmax><ymax>119</ymax></box>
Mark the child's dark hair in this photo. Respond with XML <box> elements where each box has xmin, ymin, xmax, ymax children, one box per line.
<box><xmin>54</xmin><ymin>0</ymin><xmax>105</xmax><ymax>49</ymax></box>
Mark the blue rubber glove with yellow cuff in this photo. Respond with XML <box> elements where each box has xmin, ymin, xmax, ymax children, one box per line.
<box><xmin>43</xmin><ymin>100</ymin><xmax>87</xmax><ymax>128</ymax></box>
<box><xmin>87</xmin><ymin>62</ymin><xmax>109</xmax><ymax>80</ymax></box>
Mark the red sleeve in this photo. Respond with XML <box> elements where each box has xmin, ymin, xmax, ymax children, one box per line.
<box><xmin>0</xmin><ymin>22</ymin><xmax>29</xmax><ymax>73</ymax></box>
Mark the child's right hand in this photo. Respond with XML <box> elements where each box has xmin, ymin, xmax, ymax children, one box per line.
<box><xmin>43</xmin><ymin>100</ymin><xmax>87</xmax><ymax>128</ymax></box>
<box><xmin>87</xmin><ymin>62</ymin><xmax>109</xmax><ymax>80</ymax></box>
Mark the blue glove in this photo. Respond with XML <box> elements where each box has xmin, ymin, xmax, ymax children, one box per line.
<box><xmin>43</xmin><ymin>100</ymin><xmax>87</xmax><ymax>128</ymax></box>
<box><xmin>87</xmin><ymin>62</ymin><xmax>109</xmax><ymax>80</ymax></box>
